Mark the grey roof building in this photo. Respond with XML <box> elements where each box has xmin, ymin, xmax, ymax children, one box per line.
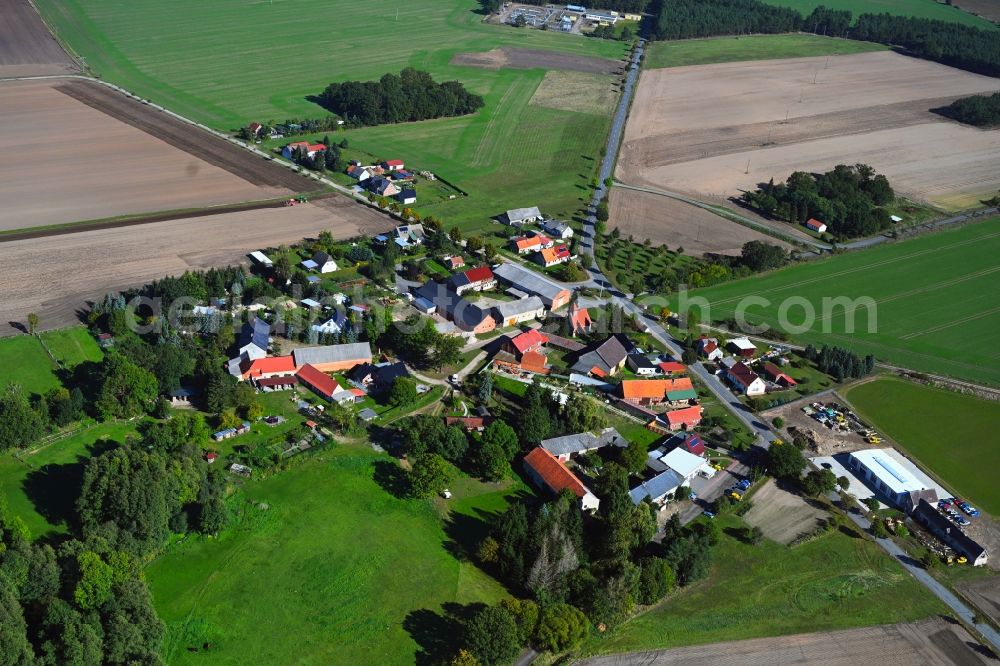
<box><xmin>492</xmin><ymin>262</ymin><xmax>571</xmax><ymax>309</ymax></box>
<box><xmin>540</xmin><ymin>427</ymin><xmax>627</xmax><ymax>460</ymax></box>
<box><xmin>503</xmin><ymin>206</ymin><xmax>542</xmax><ymax>226</ymax></box>
<box><xmin>493</xmin><ymin>296</ymin><xmax>545</xmax><ymax>323</ymax></box>
<box><xmin>912</xmin><ymin>499</ymin><xmax>988</xmax><ymax>566</ymax></box>
<box><xmin>570</xmin><ymin>335</ymin><xmax>630</xmax><ymax>376</ymax></box>
<box><xmin>238</xmin><ymin>317</ymin><xmax>270</xmax><ymax>358</ymax></box>
<box><xmin>292</xmin><ymin>342</ymin><xmax>372</xmax><ymax>368</ymax></box>
<box><xmin>414</xmin><ymin>281</ymin><xmax>495</xmax><ymax>332</ymax></box>
<box><xmin>629</xmin><ymin>470</ymin><xmax>683</xmax><ymax>505</ymax></box>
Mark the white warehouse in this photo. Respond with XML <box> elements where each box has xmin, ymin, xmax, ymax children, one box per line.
<box><xmin>846</xmin><ymin>448</ymin><xmax>941</xmax><ymax>512</ymax></box>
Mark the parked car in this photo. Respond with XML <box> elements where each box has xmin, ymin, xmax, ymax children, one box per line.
<box><xmin>737</xmin><ymin>479</ymin><xmax>751</xmax><ymax>491</ymax></box>
<box><xmin>702</xmin><ymin>510</ymin><xmax>716</xmax><ymax>519</ymax></box>
<box><xmin>954</xmin><ymin>516</ymin><xmax>971</xmax><ymax>527</ymax></box>
<box><xmin>960</xmin><ymin>503</ymin><xmax>980</xmax><ymax>517</ymax></box>
<box><xmin>937</xmin><ymin>499</ymin><xmax>953</xmax><ymax>509</ymax></box>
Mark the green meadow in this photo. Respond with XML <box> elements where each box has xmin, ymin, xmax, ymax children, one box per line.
<box><xmin>0</xmin><ymin>327</ymin><xmax>102</xmax><ymax>395</ymax></box>
<box><xmin>671</xmin><ymin>217</ymin><xmax>1000</xmax><ymax>386</ymax></box>
<box><xmin>765</xmin><ymin>0</ymin><xmax>997</xmax><ymax>28</ymax></box>
<box><xmin>844</xmin><ymin>376</ymin><xmax>1000</xmax><ymax>514</ymax></box>
<box><xmin>644</xmin><ymin>34</ymin><xmax>886</xmax><ymax>69</ymax></box>
<box><xmin>37</xmin><ymin>0</ymin><xmax>628</xmax><ymax>231</ymax></box>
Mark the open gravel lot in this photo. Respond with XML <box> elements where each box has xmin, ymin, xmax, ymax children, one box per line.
<box><xmin>0</xmin><ymin>201</ymin><xmax>392</xmax><ymax>334</ymax></box>
<box><xmin>742</xmin><ymin>479</ymin><xmax>826</xmax><ymax>545</ymax></box>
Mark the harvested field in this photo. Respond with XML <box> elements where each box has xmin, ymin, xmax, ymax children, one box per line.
<box><xmin>0</xmin><ymin>0</ymin><xmax>77</xmax><ymax>77</ymax></box>
<box><xmin>742</xmin><ymin>479</ymin><xmax>825</xmax><ymax>545</ymax></box>
<box><xmin>0</xmin><ymin>201</ymin><xmax>392</xmax><ymax>334</ymax></box>
<box><xmin>953</xmin><ymin>0</ymin><xmax>1000</xmax><ymax>22</ymax></box>
<box><xmin>608</xmin><ymin>188</ymin><xmax>792</xmax><ymax>255</ymax></box>
<box><xmin>958</xmin><ymin>577</ymin><xmax>1000</xmax><ymax>625</ymax></box>
<box><xmin>450</xmin><ymin>46</ymin><xmax>621</xmax><ymax>74</ymax></box>
<box><xmin>618</xmin><ymin>51</ymin><xmax>1000</xmax><ymax>210</ymax></box>
<box><xmin>0</xmin><ymin>79</ymin><xmax>316</xmax><ymax>231</ymax></box>
<box><xmin>578</xmin><ymin>618</ymin><xmax>992</xmax><ymax>666</ymax></box>
<box><xmin>529</xmin><ymin>70</ymin><xmax>617</xmax><ymax>116</ymax></box>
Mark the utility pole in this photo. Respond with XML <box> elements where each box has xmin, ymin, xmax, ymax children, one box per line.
<box><xmin>745</xmin><ymin>159</ymin><xmax>751</xmax><ymax>175</ymax></box>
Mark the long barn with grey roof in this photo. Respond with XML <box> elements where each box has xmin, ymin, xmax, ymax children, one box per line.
<box><xmin>292</xmin><ymin>342</ymin><xmax>371</xmax><ymax>373</ymax></box>
<box><xmin>493</xmin><ymin>262</ymin><xmax>571</xmax><ymax>310</ymax></box>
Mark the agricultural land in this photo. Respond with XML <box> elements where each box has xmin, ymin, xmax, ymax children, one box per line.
<box><xmin>764</xmin><ymin>0</ymin><xmax>998</xmax><ymax>29</ymax></box>
<box><xmin>844</xmin><ymin>376</ymin><xmax>1000</xmax><ymax>514</ymax></box>
<box><xmin>0</xmin><ymin>201</ymin><xmax>392</xmax><ymax>334</ymax></box>
<box><xmin>34</xmin><ymin>0</ymin><xmax>631</xmax><ymax>231</ymax></box>
<box><xmin>670</xmin><ymin>216</ymin><xmax>1000</xmax><ymax>386</ymax></box>
<box><xmin>0</xmin><ymin>0</ymin><xmax>78</xmax><ymax>77</ymax></box>
<box><xmin>617</xmin><ymin>51</ymin><xmax>1000</xmax><ymax>211</ymax></box>
<box><xmin>643</xmin><ymin>33</ymin><xmax>887</xmax><ymax>70</ymax></box>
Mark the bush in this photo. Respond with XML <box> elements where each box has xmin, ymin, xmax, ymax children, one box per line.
<box><xmin>771</xmin><ymin>416</ymin><xmax>785</xmax><ymax>428</ymax></box>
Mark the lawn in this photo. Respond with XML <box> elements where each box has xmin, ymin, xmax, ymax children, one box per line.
<box><xmin>671</xmin><ymin>217</ymin><xmax>1000</xmax><ymax>386</ymax></box>
<box><xmin>0</xmin><ymin>327</ymin><xmax>102</xmax><ymax>396</ymax></box>
<box><xmin>765</xmin><ymin>0</ymin><xmax>998</xmax><ymax>29</ymax></box>
<box><xmin>0</xmin><ymin>420</ymin><xmax>138</xmax><ymax>539</ymax></box>
<box><xmin>583</xmin><ymin>514</ymin><xmax>946</xmax><ymax>655</ymax></box>
<box><xmin>37</xmin><ymin>0</ymin><xmax>628</xmax><ymax>232</ymax></box>
<box><xmin>843</xmin><ymin>376</ymin><xmax>1000</xmax><ymax>515</ymax></box>
<box><xmin>644</xmin><ymin>34</ymin><xmax>886</xmax><ymax>69</ymax></box>
<box><xmin>147</xmin><ymin>446</ymin><xmax>515</xmax><ymax>665</ymax></box>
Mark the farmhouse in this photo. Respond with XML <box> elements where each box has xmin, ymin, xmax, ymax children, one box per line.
<box><xmin>570</xmin><ymin>335</ymin><xmax>630</xmax><ymax>377</ymax></box>
<box><xmin>539</xmin><ymin>220</ymin><xmax>574</xmax><ymax>240</ymax></box>
<box><xmin>383</xmin><ymin>159</ymin><xmax>404</xmax><ymax>171</ymax></box>
<box><xmin>540</xmin><ymin>427</ymin><xmax>627</xmax><ymax>462</ymax></box>
<box><xmin>231</xmin><ymin>317</ymin><xmax>270</xmax><ymax>366</ymax></box>
<box><xmin>805</xmin><ymin>218</ymin><xmax>828</xmax><ymax>234</ymax></box>
<box><xmin>627</xmin><ymin>354</ymin><xmax>659</xmax><ymax>376</ymax></box>
<box><xmin>447</xmin><ymin>266</ymin><xmax>497</xmax><ymax>295</ymax></box>
<box><xmin>725</xmin><ymin>362</ymin><xmax>767</xmax><ymax>396</ymax></box>
<box><xmin>629</xmin><ymin>470</ymin><xmax>683</xmax><ymax>506</ymax></box>
<box><xmin>503</xmin><ymin>206</ymin><xmax>542</xmax><ymax>226</ymax></box>
<box><xmin>493</xmin><ymin>349</ymin><xmax>550</xmax><ymax>376</ymax></box>
<box><xmin>523</xmin><ymin>447</ymin><xmax>600</xmax><ymax>511</ymax></box>
<box><xmin>235</xmin><ymin>354</ymin><xmax>296</xmax><ymax>381</ymax></box>
<box><xmin>846</xmin><ymin>448</ymin><xmax>940</xmax><ymax>511</ymax></box>
<box><xmin>281</xmin><ymin>141</ymin><xmax>326</xmax><ymax>159</ymax></box>
<box><xmin>511</xmin><ymin>234</ymin><xmax>553</xmax><ymax>254</ymax></box>
<box><xmin>912</xmin><ymin>499</ymin><xmax>988</xmax><ymax>566</ymax></box>
<box><xmin>311</xmin><ymin>310</ymin><xmax>349</xmax><ymax>335</ymax></box>
<box><xmin>663</xmin><ymin>404</ymin><xmax>703</xmax><ymax>431</ymax></box>
<box><xmin>568</xmin><ymin>303</ymin><xmax>593</xmax><ymax>336</ymax></box>
<box><xmin>727</xmin><ymin>337</ymin><xmax>757</xmax><ymax>358</ymax></box>
<box><xmin>292</xmin><ymin>342</ymin><xmax>372</xmax><ymax>373</ymax></box>
<box><xmin>493</xmin><ymin>296</ymin><xmax>546</xmax><ymax>326</ymax></box>
<box><xmin>762</xmin><ymin>361</ymin><xmax>797</xmax><ymax>387</ymax></box>
<box><xmin>493</xmin><ymin>262</ymin><xmax>572</xmax><ymax>310</ymax></box>
<box><xmin>296</xmin><ymin>363</ymin><xmax>353</xmax><ymax>403</ymax></box>
<box><xmin>619</xmin><ymin>378</ymin><xmax>696</xmax><ymax>406</ymax></box>
<box><xmin>535</xmin><ymin>245</ymin><xmax>571</xmax><ymax>268</ymax></box>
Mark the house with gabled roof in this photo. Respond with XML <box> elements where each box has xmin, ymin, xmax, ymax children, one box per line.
<box><xmin>493</xmin><ymin>296</ymin><xmax>545</xmax><ymax>327</ymax></box>
<box><xmin>805</xmin><ymin>218</ymin><xmax>827</xmax><ymax>234</ymax></box>
<box><xmin>237</xmin><ymin>317</ymin><xmax>270</xmax><ymax>360</ymax></box>
<box><xmin>664</xmin><ymin>404</ymin><xmax>703</xmax><ymax>431</ymax></box>
<box><xmin>414</xmin><ymin>281</ymin><xmax>497</xmax><ymax>334</ymax></box>
<box><xmin>619</xmin><ymin>378</ymin><xmax>695</xmax><ymax>406</ymax></box>
<box><xmin>511</xmin><ymin>234</ymin><xmax>554</xmax><ymax>255</ymax></box>
<box><xmin>503</xmin><ymin>328</ymin><xmax>548</xmax><ymax>356</ymax></box>
<box><xmin>697</xmin><ymin>336</ymin><xmax>723</xmax><ymax>361</ymax></box>
<box><xmin>727</xmin><ymin>337</ymin><xmax>757</xmax><ymax>358</ymax></box>
<box><xmin>493</xmin><ymin>262</ymin><xmax>572</xmax><ymax>310</ymax></box>
<box><xmin>295</xmin><ymin>363</ymin><xmax>354</xmax><ymax>403</ymax></box>
<box><xmin>523</xmin><ymin>447</ymin><xmax>600</xmax><ymax>510</ymax></box>
<box><xmin>629</xmin><ymin>470</ymin><xmax>683</xmax><ymax>506</ymax></box>
<box><xmin>627</xmin><ymin>354</ymin><xmax>659</xmax><ymax>376</ymax></box>
<box><xmin>569</xmin><ymin>334</ymin><xmax>630</xmax><ymax>377</ymax></box>
<box><xmin>762</xmin><ymin>361</ymin><xmax>797</xmax><ymax>387</ymax></box>
<box><xmin>568</xmin><ymin>302</ymin><xmax>592</xmax><ymax>336</ymax></box>
<box><xmin>349</xmin><ymin>361</ymin><xmax>409</xmax><ymax>394</ymax></box>
<box><xmin>447</xmin><ymin>266</ymin><xmax>496</xmax><ymax>295</ymax></box>
<box><xmin>540</xmin><ymin>427</ymin><xmax>627</xmax><ymax>462</ymax></box>
<box><xmin>503</xmin><ymin>206</ymin><xmax>542</xmax><ymax>226</ymax></box>
<box><xmin>396</xmin><ymin>189</ymin><xmax>416</xmax><ymax>205</ymax></box>
<box><xmin>535</xmin><ymin>244</ymin><xmax>571</xmax><ymax>268</ymax></box>
<box><xmin>282</xmin><ymin>141</ymin><xmax>326</xmax><ymax>159</ymax></box>
<box><xmin>725</xmin><ymin>362</ymin><xmax>766</xmax><ymax>396</ymax></box>
<box><xmin>539</xmin><ymin>219</ymin><xmax>574</xmax><ymax>240</ymax></box>
<box><xmin>383</xmin><ymin>159</ymin><xmax>404</xmax><ymax>171</ymax></box>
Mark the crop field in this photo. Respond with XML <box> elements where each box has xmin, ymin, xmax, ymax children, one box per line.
<box><xmin>36</xmin><ymin>0</ymin><xmax>628</xmax><ymax>231</ymax></box>
<box><xmin>147</xmin><ymin>447</ymin><xmax>515</xmax><ymax>665</ymax></box>
<box><xmin>764</xmin><ymin>0</ymin><xmax>998</xmax><ymax>29</ymax></box>
<box><xmin>582</xmin><ymin>514</ymin><xmax>945</xmax><ymax>655</ymax></box>
<box><xmin>672</xmin><ymin>217</ymin><xmax>1000</xmax><ymax>386</ymax></box>
<box><xmin>618</xmin><ymin>51</ymin><xmax>1000</xmax><ymax>211</ymax></box>
<box><xmin>643</xmin><ymin>34</ymin><xmax>887</xmax><ymax>70</ymax></box>
<box><xmin>0</xmin><ymin>0</ymin><xmax>78</xmax><ymax>77</ymax></box>
<box><xmin>0</xmin><ymin>201</ymin><xmax>392</xmax><ymax>336</ymax></box>
<box><xmin>844</xmin><ymin>377</ymin><xmax>1000</xmax><ymax>514</ymax></box>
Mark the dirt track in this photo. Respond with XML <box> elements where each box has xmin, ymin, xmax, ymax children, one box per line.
<box><xmin>577</xmin><ymin>618</ymin><xmax>992</xmax><ymax>665</ymax></box>
<box><xmin>608</xmin><ymin>188</ymin><xmax>792</xmax><ymax>256</ymax></box>
<box><xmin>451</xmin><ymin>47</ymin><xmax>621</xmax><ymax>74</ymax></box>
<box><xmin>617</xmin><ymin>51</ymin><xmax>1000</xmax><ymax>211</ymax></box>
<box><xmin>0</xmin><ymin>201</ymin><xmax>393</xmax><ymax>334</ymax></box>
<box><xmin>0</xmin><ymin>0</ymin><xmax>77</xmax><ymax>77</ymax></box>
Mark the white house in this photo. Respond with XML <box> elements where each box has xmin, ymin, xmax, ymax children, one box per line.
<box><xmin>540</xmin><ymin>220</ymin><xmax>574</xmax><ymax>240</ymax></box>
<box><xmin>302</xmin><ymin>251</ymin><xmax>338</xmax><ymax>274</ymax></box>
<box><xmin>658</xmin><ymin>447</ymin><xmax>714</xmax><ymax>483</ymax></box>
<box><xmin>725</xmin><ymin>362</ymin><xmax>767</xmax><ymax>396</ymax></box>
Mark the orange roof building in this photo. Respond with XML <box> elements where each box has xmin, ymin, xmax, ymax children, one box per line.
<box><xmin>619</xmin><ymin>378</ymin><xmax>694</xmax><ymax>405</ymax></box>
<box><xmin>664</xmin><ymin>405</ymin><xmax>703</xmax><ymax>431</ymax></box>
<box><xmin>523</xmin><ymin>447</ymin><xmax>599</xmax><ymax>510</ymax></box>
<box><xmin>239</xmin><ymin>355</ymin><xmax>296</xmax><ymax>380</ymax></box>
<box><xmin>568</xmin><ymin>303</ymin><xmax>592</xmax><ymax>336</ymax></box>
<box><xmin>505</xmin><ymin>329</ymin><xmax>549</xmax><ymax>356</ymax></box>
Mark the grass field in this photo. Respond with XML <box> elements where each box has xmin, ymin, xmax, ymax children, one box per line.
<box><xmin>670</xmin><ymin>217</ymin><xmax>1000</xmax><ymax>386</ymax></box>
<box><xmin>36</xmin><ymin>0</ymin><xmax>627</xmax><ymax>231</ymax></box>
<box><xmin>644</xmin><ymin>34</ymin><xmax>887</xmax><ymax>69</ymax></box>
<box><xmin>147</xmin><ymin>446</ymin><xmax>517</xmax><ymax>664</ymax></box>
<box><xmin>0</xmin><ymin>327</ymin><xmax>101</xmax><ymax>395</ymax></box>
<box><xmin>765</xmin><ymin>0</ymin><xmax>998</xmax><ymax>28</ymax></box>
<box><xmin>583</xmin><ymin>514</ymin><xmax>946</xmax><ymax>655</ymax></box>
<box><xmin>844</xmin><ymin>376</ymin><xmax>1000</xmax><ymax>514</ymax></box>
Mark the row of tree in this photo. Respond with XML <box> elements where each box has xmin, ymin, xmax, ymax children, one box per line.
<box><xmin>939</xmin><ymin>92</ymin><xmax>1000</xmax><ymax>128</ymax></box>
<box><xmin>740</xmin><ymin>164</ymin><xmax>895</xmax><ymax>239</ymax></box>
<box><xmin>319</xmin><ymin>68</ymin><xmax>484</xmax><ymax>127</ymax></box>
<box><xmin>803</xmin><ymin>344</ymin><xmax>875</xmax><ymax>381</ymax></box>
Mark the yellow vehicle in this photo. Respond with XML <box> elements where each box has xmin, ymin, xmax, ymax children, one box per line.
<box><xmin>771</xmin><ymin>438</ymin><xmax>784</xmax><ymax>446</ymax></box>
<box><xmin>729</xmin><ymin>491</ymin><xmax>743</xmax><ymax>501</ymax></box>
<box><xmin>711</xmin><ymin>463</ymin><xmax>723</xmax><ymax>471</ymax></box>
<box><xmin>957</xmin><ymin>556</ymin><xmax>968</xmax><ymax>565</ymax></box>
<box><xmin>867</xmin><ymin>435</ymin><xmax>882</xmax><ymax>444</ymax></box>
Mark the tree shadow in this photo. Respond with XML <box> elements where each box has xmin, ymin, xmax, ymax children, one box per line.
<box><xmin>404</xmin><ymin>602</ymin><xmax>486</xmax><ymax>666</ymax></box>
<box><xmin>372</xmin><ymin>459</ymin><xmax>410</xmax><ymax>499</ymax></box>
<box><xmin>838</xmin><ymin>525</ymin><xmax>862</xmax><ymax>539</ymax></box>
<box><xmin>723</xmin><ymin>526</ymin><xmax>752</xmax><ymax>544</ymax></box>
<box><xmin>6</xmin><ymin>322</ymin><xmax>27</xmax><ymax>335</ymax></box>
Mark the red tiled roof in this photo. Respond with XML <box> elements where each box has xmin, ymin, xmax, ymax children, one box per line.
<box><xmin>703</xmin><ymin>341</ymin><xmax>718</xmax><ymax>353</ymax></box>
<box><xmin>620</xmin><ymin>378</ymin><xmax>693</xmax><ymax>400</ymax></box>
<box><xmin>657</xmin><ymin>361</ymin><xmax>687</xmax><ymax>374</ymax></box>
<box><xmin>806</xmin><ymin>218</ymin><xmax>825</xmax><ymax>230</ymax></box>
<box><xmin>727</xmin><ymin>362</ymin><xmax>760</xmax><ymax>388</ymax></box>
<box><xmin>666</xmin><ymin>405</ymin><xmax>703</xmax><ymax>428</ymax></box>
<box><xmin>445</xmin><ymin>416</ymin><xmax>489</xmax><ymax>429</ymax></box>
<box><xmin>523</xmin><ymin>447</ymin><xmax>587</xmax><ymax>498</ymax></box>
<box><xmin>295</xmin><ymin>363</ymin><xmax>338</xmax><ymax>399</ymax></box>
<box><xmin>244</xmin><ymin>355</ymin><xmax>296</xmax><ymax>378</ymax></box>
<box><xmin>350</xmin><ymin>387</ymin><xmax>366</xmax><ymax>397</ymax></box>
<box><xmin>462</xmin><ymin>266</ymin><xmax>494</xmax><ymax>284</ymax></box>
<box><xmin>519</xmin><ymin>350</ymin><xmax>549</xmax><ymax>374</ymax></box>
<box><xmin>569</xmin><ymin>304</ymin><xmax>592</xmax><ymax>332</ymax></box>
<box><xmin>385</xmin><ymin>159</ymin><xmax>404</xmax><ymax>167</ymax></box>
<box><xmin>510</xmin><ymin>328</ymin><xmax>549</xmax><ymax>354</ymax></box>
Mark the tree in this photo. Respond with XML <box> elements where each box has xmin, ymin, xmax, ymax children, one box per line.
<box><xmin>772</xmin><ymin>416</ymin><xmax>785</xmax><ymax>428</ymax></box>
<box><xmin>451</xmin><ymin>650</ymin><xmax>483</xmax><ymax>666</ymax></box>
<box><xmin>483</xmin><ymin>242</ymin><xmax>499</xmax><ymax>263</ymax></box>
<box><xmin>388</xmin><ymin>376</ymin><xmax>418</xmax><ymax>407</ymax></box>
<box><xmin>478</xmin><ymin>372</ymin><xmax>493</xmax><ymax>404</ymax></box>
<box><xmin>449</xmin><ymin>227</ymin><xmax>463</xmax><ymax>244</ymax></box>
<box><xmin>73</xmin><ymin>551</ymin><xmax>115</xmax><ymax>610</ymax></box>
<box><xmin>862</xmin><ymin>497</ymin><xmax>881</xmax><ymax>513</ymax></box>
<box><xmin>499</xmin><ymin>598</ymin><xmax>539</xmax><ymax>645</ymax></box>
<box><xmin>766</xmin><ymin>442</ymin><xmax>806</xmax><ymax>479</ymax></box>
<box><xmin>480</xmin><ymin>419</ymin><xmax>519</xmax><ymax>462</ymax></box>
<box><xmin>637</xmin><ymin>556</ymin><xmax>676</xmax><ymax>605</ymax></box>
<box><xmin>464</xmin><ymin>604</ymin><xmax>520</xmax><ymax>666</ymax></box>
<box><xmin>27</xmin><ymin>313</ymin><xmax>39</xmax><ymax>335</ymax></box>
<box><xmin>466</xmin><ymin>236</ymin><xmax>484</xmax><ymax>253</ymax></box>
<box><xmin>0</xmin><ymin>580</ymin><xmax>34</xmax><ymax>665</ymax></box>
<box><xmin>801</xmin><ymin>469</ymin><xmax>837</xmax><ymax>496</ymax></box>
<box><xmin>618</xmin><ymin>440</ymin><xmax>648</xmax><ymax>476</ymax></box>
<box><xmin>837</xmin><ymin>475</ymin><xmax>850</xmax><ymax>491</ymax></box>
<box><xmin>432</xmin><ymin>334</ymin><xmax>464</xmax><ymax>370</ymax></box>
<box><xmin>95</xmin><ymin>354</ymin><xmax>158</xmax><ymax>420</ymax></box>
<box><xmin>0</xmin><ymin>385</ymin><xmax>45</xmax><ymax>451</ymax></box>
<box><xmin>562</xmin><ymin>393</ymin><xmax>606</xmax><ymax>434</ymax></box>
<box><xmin>409</xmin><ymin>454</ymin><xmax>454</xmax><ymax>498</ymax></box>
<box><xmin>534</xmin><ymin>603</ymin><xmax>588</xmax><ymax>652</ymax></box>
<box><xmin>475</xmin><ymin>439</ymin><xmax>510</xmax><ymax>481</ymax></box>
<box><xmin>440</xmin><ymin>426</ymin><xmax>469</xmax><ymax>464</ymax></box>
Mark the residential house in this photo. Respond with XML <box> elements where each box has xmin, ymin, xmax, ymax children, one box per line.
<box><xmin>619</xmin><ymin>378</ymin><xmax>695</xmax><ymax>406</ymax></box>
<box><xmin>292</xmin><ymin>342</ymin><xmax>372</xmax><ymax>373</ymax></box>
<box><xmin>447</xmin><ymin>266</ymin><xmax>497</xmax><ymax>295</ymax></box>
<box><xmin>663</xmin><ymin>404</ymin><xmax>703</xmax><ymax>431</ymax></box>
<box><xmin>235</xmin><ymin>355</ymin><xmax>297</xmax><ymax>381</ymax></box>
<box><xmin>658</xmin><ymin>447</ymin><xmax>713</xmax><ymax>482</ymax></box>
<box><xmin>311</xmin><ymin>310</ymin><xmax>349</xmax><ymax>335</ymax></box>
<box><xmin>761</xmin><ymin>362</ymin><xmax>797</xmax><ymax>387</ymax></box>
<box><xmin>727</xmin><ymin>337</ymin><xmax>757</xmax><ymax>358</ymax></box>
<box><xmin>725</xmin><ymin>362</ymin><xmax>766</xmax><ymax>396</ymax></box>
<box><xmin>539</xmin><ymin>219</ymin><xmax>574</xmax><ymax>240</ymax></box>
<box><xmin>396</xmin><ymin>189</ymin><xmax>417</xmax><ymax>205</ymax></box>
<box><xmin>503</xmin><ymin>328</ymin><xmax>548</xmax><ymax>356</ymax></box>
<box><xmin>672</xmin><ymin>431</ymin><xmax>707</xmax><ymax>456</ymax></box>
<box><xmin>629</xmin><ymin>470</ymin><xmax>683</xmax><ymax>506</ymax></box>
<box><xmin>568</xmin><ymin>302</ymin><xmax>592</xmax><ymax>336</ymax></box>
<box><xmin>657</xmin><ymin>361</ymin><xmax>687</xmax><ymax>375</ymax></box>
<box><xmin>627</xmin><ymin>354</ymin><xmax>659</xmax><ymax>376</ymax></box>
<box><xmin>296</xmin><ymin>363</ymin><xmax>354</xmax><ymax>403</ymax></box>
<box><xmin>383</xmin><ymin>159</ymin><xmax>404</xmax><ymax>171</ymax></box>
<box><xmin>349</xmin><ymin>361</ymin><xmax>409</xmax><ymax>394</ymax></box>
<box><xmin>281</xmin><ymin>141</ymin><xmax>326</xmax><ymax>159</ymax></box>
<box><xmin>414</xmin><ymin>281</ymin><xmax>497</xmax><ymax>334</ymax></box>
<box><xmin>492</xmin><ymin>349</ymin><xmax>550</xmax><ymax>376</ymax></box>
<box><xmin>912</xmin><ymin>499</ymin><xmax>988</xmax><ymax>566</ymax></box>
<box><xmin>368</xmin><ymin>176</ymin><xmax>400</xmax><ymax>198</ymax></box>
<box><xmin>301</xmin><ymin>250</ymin><xmax>338</xmax><ymax>274</ymax></box>
<box><xmin>570</xmin><ymin>334</ymin><xmax>631</xmax><ymax>377</ymax></box>
<box><xmin>535</xmin><ymin>245</ymin><xmax>571</xmax><ymax>268</ymax></box>
<box><xmin>248</xmin><ymin>122</ymin><xmax>263</xmax><ymax>137</ymax></box>
<box><xmin>540</xmin><ymin>427</ymin><xmax>627</xmax><ymax>462</ymax></box>
<box><xmin>697</xmin><ymin>336</ymin><xmax>723</xmax><ymax>361</ymax></box>
<box><xmin>444</xmin><ymin>416</ymin><xmax>493</xmax><ymax>432</ymax></box>
<box><xmin>493</xmin><ymin>296</ymin><xmax>545</xmax><ymax>327</ymax></box>
<box><xmin>347</xmin><ymin>164</ymin><xmax>372</xmax><ymax>182</ymax></box>
<box><xmin>523</xmin><ymin>447</ymin><xmax>600</xmax><ymax>511</ymax></box>
<box><xmin>237</xmin><ymin>317</ymin><xmax>270</xmax><ymax>360</ymax></box>
<box><xmin>503</xmin><ymin>206</ymin><xmax>542</xmax><ymax>226</ymax></box>
<box><xmin>446</xmin><ymin>255</ymin><xmax>466</xmax><ymax>270</ymax></box>
<box><xmin>394</xmin><ymin>224</ymin><xmax>426</xmax><ymax>247</ymax></box>
<box><xmin>493</xmin><ymin>262</ymin><xmax>572</xmax><ymax>310</ymax></box>
<box><xmin>805</xmin><ymin>218</ymin><xmax>827</xmax><ymax>234</ymax></box>
<box><xmin>511</xmin><ymin>234</ymin><xmax>553</xmax><ymax>255</ymax></box>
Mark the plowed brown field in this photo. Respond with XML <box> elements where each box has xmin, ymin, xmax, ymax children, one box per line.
<box><xmin>0</xmin><ymin>0</ymin><xmax>76</xmax><ymax>77</ymax></box>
